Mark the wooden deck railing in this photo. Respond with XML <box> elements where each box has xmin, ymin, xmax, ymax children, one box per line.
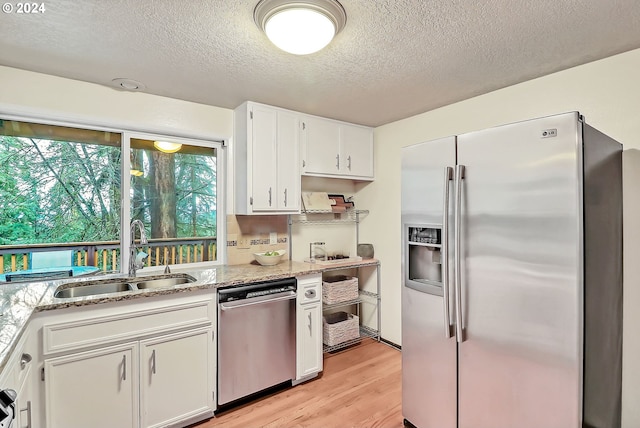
<box><xmin>0</xmin><ymin>237</ymin><xmax>217</xmax><ymax>274</ymax></box>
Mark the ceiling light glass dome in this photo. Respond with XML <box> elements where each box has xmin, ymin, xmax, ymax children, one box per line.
<box><xmin>254</xmin><ymin>0</ymin><xmax>346</xmax><ymax>55</ymax></box>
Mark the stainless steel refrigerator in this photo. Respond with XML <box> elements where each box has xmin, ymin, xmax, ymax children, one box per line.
<box><xmin>401</xmin><ymin>112</ymin><xmax>622</xmax><ymax>428</ymax></box>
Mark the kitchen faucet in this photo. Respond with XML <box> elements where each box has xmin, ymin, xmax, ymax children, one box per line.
<box><xmin>129</xmin><ymin>219</ymin><xmax>148</xmax><ymax>277</ymax></box>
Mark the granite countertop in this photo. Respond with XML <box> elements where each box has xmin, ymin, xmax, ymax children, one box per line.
<box><xmin>0</xmin><ymin>259</ymin><xmax>379</xmax><ymax>376</ymax></box>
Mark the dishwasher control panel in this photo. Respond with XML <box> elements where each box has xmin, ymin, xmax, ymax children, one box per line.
<box><xmin>218</xmin><ymin>278</ymin><xmax>297</xmax><ymax>303</ymax></box>
<box><xmin>246</xmin><ymin>286</ymin><xmax>293</xmax><ymax>298</ymax></box>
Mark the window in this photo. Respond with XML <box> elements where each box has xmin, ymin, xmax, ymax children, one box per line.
<box><xmin>128</xmin><ymin>137</ymin><xmax>219</xmax><ymax>267</ymax></box>
<box><xmin>0</xmin><ymin>118</ymin><xmax>223</xmax><ymax>281</ymax></box>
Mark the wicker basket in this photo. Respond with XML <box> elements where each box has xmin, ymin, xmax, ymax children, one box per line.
<box><xmin>322</xmin><ymin>275</ymin><xmax>359</xmax><ymax>304</ymax></box>
<box><xmin>323</xmin><ymin>312</ymin><xmax>360</xmax><ymax>346</ymax></box>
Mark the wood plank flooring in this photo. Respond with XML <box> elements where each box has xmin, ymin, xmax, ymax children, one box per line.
<box><xmin>193</xmin><ymin>340</ymin><xmax>403</xmax><ymax>428</ymax></box>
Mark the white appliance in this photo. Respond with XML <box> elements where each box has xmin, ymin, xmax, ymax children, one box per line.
<box><xmin>401</xmin><ymin>112</ymin><xmax>622</xmax><ymax>428</ymax></box>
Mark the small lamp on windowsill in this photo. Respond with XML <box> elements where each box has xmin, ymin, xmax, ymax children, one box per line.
<box><xmin>153</xmin><ymin>141</ymin><xmax>182</xmax><ymax>153</ymax></box>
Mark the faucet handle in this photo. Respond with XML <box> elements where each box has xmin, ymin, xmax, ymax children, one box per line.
<box><xmin>164</xmin><ymin>265</ymin><xmax>171</xmax><ymax>274</ymax></box>
<box><xmin>134</xmin><ymin>251</ymin><xmax>148</xmax><ymax>269</ymax></box>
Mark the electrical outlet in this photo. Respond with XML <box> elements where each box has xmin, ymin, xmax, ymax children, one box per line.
<box><xmin>270</xmin><ymin>232</ymin><xmax>277</xmax><ymax>244</ymax></box>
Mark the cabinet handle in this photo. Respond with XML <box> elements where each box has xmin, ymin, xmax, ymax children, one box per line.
<box><xmin>336</xmin><ymin>154</ymin><xmax>340</xmax><ymax>170</ymax></box>
<box><xmin>151</xmin><ymin>349</ymin><xmax>157</xmax><ymax>375</ymax></box>
<box><xmin>308</xmin><ymin>312</ymin><xmax>312</xmax><ymax>334</ymax></box>
<box><xmin>20</xmin><ymin>400</ymin><xmax>31</xmax><ymax>428</ymax></box>
<box><xmin>347</xmin><ymin>155</ymin><xmax>352</xmax><ymax>171</ymax></box>
<box><xmin>122</xmin><ymin>354</ymin><xmax>127</xmax><ymax>381</ymax></box>
<box><xmin>302</xmin><ymin>160</ymin><xmax>306</xmax><ymax>168</ymax></box>
<box><xmin>269</xmin><ymin>187</ymin><xmax>272</xmax><ymax>207</ymax></box>
<box><xmin>284</xmin><ymin>188</ymin><xmax>288</xmax><ymax>207</ymax></box>
<box><xmin>20</xmin><ymin>353</ymin><xmax>32</xmax><ymax>370</ymax></box>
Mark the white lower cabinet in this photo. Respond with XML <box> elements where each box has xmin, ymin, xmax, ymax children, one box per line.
<box><xmin>16</xmin><ymin>367</ymin><xmax>34</xmax><ymax>428</ymax></box>
<box><xmin>296</xmin><ymin>303</ymin><xmax>322</xmax><ymax>378</ymax></box>
<box><xmin>295</xmin><ymin>274</ymin><xmax>323</xmax><ymax>382</ymax></box>
<box><xmin>140</xmin><ymin>329</ymin><xmax>213</xmax><ymax>428</ymax></box>
<box><xmin>1</xmin><ymin>328</ymin><xmax>35</xmax><ymax>428</ymax></box>
<box><xmin>44</xmin><ymin>328</ymin><xmax>214</xmax><ymax>428</ymax></box>
<box><xmin>45</xmin><ymin>343</ymin><xmax>139</xmax><ymax>428</ymax></box>
<box><xmin>35</xmin><ymin>291</ymin><xmax>216</xmax><ymax>428</ymax></box>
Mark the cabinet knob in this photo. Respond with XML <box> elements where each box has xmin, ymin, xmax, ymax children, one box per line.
<box><xmin>20</xmin><ymin>353</ymin><xmax>32</xmax><ymax>370</ymax></box>
<box><xmin>305</xmin><ymin>289</ymin><xmax>316</xmax><ymax>298</ymax></box>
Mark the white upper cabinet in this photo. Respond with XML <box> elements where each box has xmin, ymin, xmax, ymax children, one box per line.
<box><xmin>339</xmin><ymin>124</ymin><xmax>374</xmax><ymax>178</ymax></box>
<box><xmin>276</xmin><ymin>110</ymin><xmax>301</xmax><ymax>211</ymax></box>
<box><xmin>301</xmin><ymin>115</ymin><xmax>374</xmax><ymax>180</ymax></box>
<box><xmin>234</xmin><ymin>102</ymin><xmax>301</xmax><ymax>214</ymax></box>
<box><xmin>302</xmin><ymin>116</ymin><xmax>341</xmax><ymax>176</ymax></box>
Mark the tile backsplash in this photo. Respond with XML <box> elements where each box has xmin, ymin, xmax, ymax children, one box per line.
<box><xmin>226</xmin><ymin>215</ymin><xmax>288</xmax><ymax>265</ymax></box>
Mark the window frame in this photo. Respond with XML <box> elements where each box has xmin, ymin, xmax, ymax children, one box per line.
<box><xmin>0</xmin><ymin>113</ymin><xmax>226</xmax><ymax>274</ymax></box>
<box><xmin>123</xmin><ymin>131</ymin><xmax>226</xmax><ymax>270</ymax></box>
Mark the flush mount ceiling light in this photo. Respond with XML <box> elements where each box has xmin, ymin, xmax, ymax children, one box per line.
<box><xmin>111</xmin><ymin>78</ymin><xmax>146</xmax><ymax>91</ymax></box>
<box><xmin>153</xmin><ymin>141</ymin><xmax>182</xmax><ymax>153</ymax></box>
<box><xmin>254</xmin><ymin>0</ymin><xmax>346</xmax><ymax>55</ymax></box>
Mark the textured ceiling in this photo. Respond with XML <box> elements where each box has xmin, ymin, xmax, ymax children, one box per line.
<box><xmin>1</xmin><ymin>0</ymin><xmax>640</xmax><ymax>126</ymax></box>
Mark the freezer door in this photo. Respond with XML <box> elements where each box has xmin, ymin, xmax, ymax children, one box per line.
<box><xmin>401</xmin><ymin>137</ymin><xmax>456</xmax><ymax>428</ymax></box>
<box><xmin>455</xmin><ymin>112</ymin><xmax>582</xmax><ymax>428</ymax></box>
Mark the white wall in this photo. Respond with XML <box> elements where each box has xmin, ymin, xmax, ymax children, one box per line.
<box><xmin>0</xmin><ymin>66</ymin><xmax>233</xmax><ymax>140</ymax></box>
<box><xmin>361</xmin><ymin>47</ymin><xmax>640</xmax><ymax>426</ymax></box>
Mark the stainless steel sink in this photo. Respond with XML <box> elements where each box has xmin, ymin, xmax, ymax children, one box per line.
<box><xmin>54</xmin><ymin>281</ymin><xmax>134</xmax><ymax>298</ymax></box>
<box><xmin>135</xmin><ymin>276</ymin><xmax>194</xmax><ymax>289</ymax></box>
<box><xmin>53</xmin><ymin>273</ymin><xmax>196</xmax><ymax>298</ymax></box>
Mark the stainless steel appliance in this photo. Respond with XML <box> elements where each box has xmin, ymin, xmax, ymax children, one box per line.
<box><xmin>217</xmin><ymin>278</ymin><xmax>296</xmax><ymax>406</ymax></box>
<box><xmin>0</xmin><ymin>389</ymin><xmax>16</xmax><ymax>428</ymax></box>
<box><xmin>401</xmin><ymin>112</ymin><xmax>622</xmax><ymax>428</ymax></box>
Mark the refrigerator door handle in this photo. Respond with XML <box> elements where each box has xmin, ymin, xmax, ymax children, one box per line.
<box><xmin>454</xmin><ymin>164</ymin><xmax>465</xmax><ymax>343</ymax></box>
<box><xmin>442</xmin><ymin>166</ymin><xmax>454</xmax><ymax>338</ymax></box>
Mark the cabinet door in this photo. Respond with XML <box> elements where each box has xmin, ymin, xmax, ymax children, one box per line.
<box><xmin>340</xmin><ymin>125</ymin><xmax>374</xmax><ymax>178</ymax></box>
<box><xmin>45</xmin><ymin>343</ymin><xmax>139</xmax><ymax>428</ymax></box>
<box><xmin>251</xmin><ymin>105</ymin><xmax>278</xmax><ymax>211</ymax></box>
<box><xmin>276</xmin><ymin>110</ymin><xmax>300</xmax><ymax>211</ymax></box>
<box><xmin>140</xmin><ymin>329</ymin><xmax>213</xmax><ymax>428</ymax></box>
<box><xmin>302</xmin><ymin>116</ymin><xmax>341</xmax><ymax>175</ymax></box>
<box><xmin>16</xmin><ymin>355</ymin><xmax>33</xmax><ymax>428</ymax></box>
<box><xmin>296</xmin><ymin>303</ymin><xmax>323</xmax><ymax>379</ymax></box>
<box><xmin>16</xmin><ymin>375</ymin><xmax>32</xmax><ymax>428</ymax></box>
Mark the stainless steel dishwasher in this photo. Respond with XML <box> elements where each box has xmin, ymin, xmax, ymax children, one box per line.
<box><xmin>217</xmin><ymin>278</ymin><xmax>296</xmax><ymax>406</ymax></box>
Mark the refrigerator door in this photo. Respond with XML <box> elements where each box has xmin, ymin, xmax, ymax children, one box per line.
<box><xmin>401</xmin><ymin>137</ymin><xmax>457</xmax><ymax>428</ymax></box>
<box><xmin>455</xmin><ymin>112</ymin><xmax>582</xmax><ymax>428</ymax></box>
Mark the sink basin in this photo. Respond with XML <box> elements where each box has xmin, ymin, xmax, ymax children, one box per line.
<box><xmin>54</xmin><ymin>281</ymin><xmax>134</xmax><ymax>298</ymax></box>
<box><xmin>134</xmin><ymin>275</ymin><xmax>195</xmax><ymax>289</ymax></box>
<box><xmin>53</xmin><ymin>273</ymin><xmax>197</xmax><ymax>298</ymax></box>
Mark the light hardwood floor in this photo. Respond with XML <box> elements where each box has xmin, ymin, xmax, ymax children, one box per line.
<box><xmin>193</xmin><ymin>340</ymin><xmax>403</xmax><ymax>428</ymax></box>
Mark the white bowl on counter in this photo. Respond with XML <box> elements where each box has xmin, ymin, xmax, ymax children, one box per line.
<box><xmin>253</xmin><ymin>250</ymin><xmax>286</xmax><ymax>266</ymax></box>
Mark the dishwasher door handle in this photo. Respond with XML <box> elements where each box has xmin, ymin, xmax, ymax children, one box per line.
<box><xmin>219</xmin><ymin>291</ymin><xmax>296</xmax><ymax>310</ymax></box>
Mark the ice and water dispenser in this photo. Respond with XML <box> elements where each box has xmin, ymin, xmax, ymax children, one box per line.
<box><xmin>405</xmin><ymin>225</ymin><xmax>443</xmax><ymax>294</ymax></box>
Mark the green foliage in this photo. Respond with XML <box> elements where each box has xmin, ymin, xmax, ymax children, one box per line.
<box><xmin>130</xmin><ymin>149</ymin><xmax>217</xmax><ymax>239</ymax></box>
<box><xmin>1</xmin><ymin>134</ymin><xmax>218</xmax><ymax>252</ymax></box>
<box><xmin>0</xmin><ymin>136</ymin><xmax>122</xmax><ymax>245</ymax></box>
